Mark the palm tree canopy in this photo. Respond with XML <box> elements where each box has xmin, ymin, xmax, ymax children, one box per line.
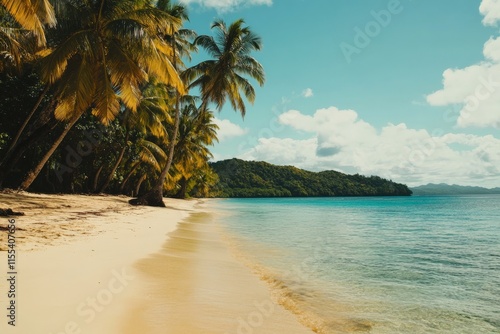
<box><xmin>173</xmin><ymin>102</ymin><xmax>218</xmax><ymax>177</ymax></box>
<box><xmin>38</xmin><ymin>0</ymin><xmax>186</xmax><ymax>125</ymax></box>
<box><xmin>184</xmin><ymin>18</ymin><xmax>265</xmax><ymax>117</ymax></box>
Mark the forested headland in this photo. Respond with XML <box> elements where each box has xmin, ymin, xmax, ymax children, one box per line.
<box><xmin>210</xmin><ymin>159</ymin><xmax>413</xmax><ymax>197</ymax></box>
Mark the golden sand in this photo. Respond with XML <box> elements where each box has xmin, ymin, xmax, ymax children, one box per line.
<box><xmin>0</xmin><ymin>193</ymin><xmax>313</xmax><ymax>333</ymax></box>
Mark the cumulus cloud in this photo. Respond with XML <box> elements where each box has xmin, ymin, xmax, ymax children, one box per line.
<box><xmin>179</xmin><ymin>0</ymin><xmax>271</xmax><ymax>12</ymax></box>
<box><xmin>301</xmin><ymin>88</ymin><xmax>314</xmax><ymax>98</ymax></box>
<box><xmin>480</xmin><ymin>0</ymin><xmax>500</xmax><ymax>26</ymax></box>
<box><xmin>239</xmin><ymin>107</ymin><xmax>500</xmax><ymax>187</ymax></box>
<box><xmin>213</xmin><ymin>117</ymin><xmax>248</xmax><ymax>141</ymax></box>
<box><xmin>426</xmin><ymin>36</ymin><xmax>500</xmax><ymax>128</ymax></box>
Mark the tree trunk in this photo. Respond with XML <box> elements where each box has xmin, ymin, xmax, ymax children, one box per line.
<box><xmin>129</xmin><ymin>32</ymin><xmax>180</xmax><ymax>207</ymax></box>
<box><xmin>120</xmin><ymin>161</ymin><xmax>140</xmax><ymax>193</ymax></box>
<box><xmin>134</xmin><ymin>173</ymin><xmax>147</xmax><ymax>196</ymax></box>
<box><xmin>175</xmin><ymin>176</ymin><xmax>188</xmax><ymax>199</ymax></box>
<box><xmin>99</xmin><ymin>129</ymin><xmax>129</xmax><ymax>193</ymax></box>
<box><xmin>1</xmin><ymin>85</ymin><xmax>49</xmax><ymax>167</ymax></box>
<box><xmin>92</xmin><ymin>165</ymin><xmax>104</xmax><ymax>193</ymax></box>
<box><xmin>19</xmin><ymin>116</ymin><xmax>80</xmax><ymax>191</ymax></box>
<box><xmin>0</xmin><ymin>119</ymin><xmax>58</xmax><ymax>189</ymax></box>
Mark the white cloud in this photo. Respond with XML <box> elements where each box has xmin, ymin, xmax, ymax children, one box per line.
<box><xmin>301</xmin><ymin>88</ymin><xmax>314</xmax><ymax>98</ymax></box>
<box><xmin>239</xmin><ymin>107</ymin><xmax>500</xmax><ymax>187</ymax></box>
<box><xmin>480</xmin><ymin>0</ymin><xmax>500</xmax><ymax>26</ymax></box>
<box><xmin>426</xmin><ymin>1</ymin><xmax>500</xmax><ymax>128</ymax></box>
<box><xmin>213</xmin><ymin>117</ymin><xmax>248</xmax><ymax>141</ymax></box>
<box><xmin>426</xmin><ymin>37</ymin><xmax>500</xmax><ymax>128</ymax></box>
<box><xmin>179</xmin><ymin>0</ymin><xmax>271</xmax><ymax>12</ymax></box>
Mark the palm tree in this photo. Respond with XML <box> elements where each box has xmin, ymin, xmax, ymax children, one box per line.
<box><xmin>98</xmin><ymin>82</ymin><xmax>172</xmax><ymax>193</ymax></box>
<box><xmin>131</xmin><ymin>18</ymin><xmax>264</xmax><ymax>206</ymax></box>
<box><xmin>171</xmin><ymin>102</ymin><xmax>218</xmax><ymax>198</ymax></box>
<box><xmin>0</xmin><ymin>0</ymin><xmax>57</xmax><ymax>182</ymax></box>
<box><xmin>184</xmin><ymin>19</ymin><xmax>265</xmax><ymax>117</ymax></box>
<box><xmin>129</xmin><ymin>0</ymin><xmax>196</xmax><ymax>206</ymax></box>
<box><xmin>18</xmin><ymin>0</ymin><xmax>185</xmax><ymax>190</ymax></box>
<box><xmin>121</xmin><ymin>138</ymin><xmax>167</xmax><ymax>196</ymax></box>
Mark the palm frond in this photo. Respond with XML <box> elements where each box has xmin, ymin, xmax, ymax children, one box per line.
<box><xmin>92</xmin><ymin>64</ymin><xmax>120</xmax><ymax>124</ymax></box>
<box><xmin>235</xmin><ymin>56</ymin><xmax>265</xmax><ymax>86</ymax></box>
<box><xmin>107</xmin><ymin>39</ymin><xmax>145</xmax><ymax>111</ymax></box>
<box><xmin>0</xmin><ymin>0</ymin><xmax>55</xmax><ymax>45</ymax></box>
<box><xmin>38</xmin><ymin>29</ymin><xmax>96</xmax><ymax>84</ymax></box>
<box><xmin>234</xmin><ymin>73</ymin><xmax>255</xmax><ymax>104</ymax></box>
<box><xmin>193</xmin><ymin>35</ymin><xmax>220</xmax><ymax>58</ymax></box>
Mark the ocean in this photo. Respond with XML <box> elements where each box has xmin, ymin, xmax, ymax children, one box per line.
<box><xmin>212</xmin><ymin>195</ymin><xmax>500</xmax><ymax>334</ymax></box>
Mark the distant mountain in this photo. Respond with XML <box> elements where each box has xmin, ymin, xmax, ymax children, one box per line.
<box><xmin>209</xmin><ymin>159</ymin><xmax>412</xmax><ymax>197</ymax></box>
<box><xmin>411</xmin><ymin>183</ymin><xmax>500</xmax><ymax>195</ymax></box>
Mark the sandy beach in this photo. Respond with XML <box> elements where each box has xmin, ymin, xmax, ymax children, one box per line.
<box><xmin>0</xmin><ymin>192</ymin><xmax>313</xmax><ymax>334</ymax></box>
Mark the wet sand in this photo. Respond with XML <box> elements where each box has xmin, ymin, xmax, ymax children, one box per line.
<box><xmin>121</xmin><ymin>210</ymin><xmax>314</xmax><ymax>334</ymax></box>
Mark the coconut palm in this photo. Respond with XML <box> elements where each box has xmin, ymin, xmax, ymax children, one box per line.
<box><xmin>0</xmin><ymin>0</ymin><xmax>56</xmax><ymax>178</ymax></box>
<box><xmin>131</xmin><ymin>18</ymin><xmax>264</xmax><ymax>206</ymax></box>
<box><xmin>19</xmin><ymin>0</ymin><xmax>185</xmax><ymax>190</ymax></box>
<box><xmin>129</xmin><ymin>0</ymin><xmax>196</xmax><ymax>206</ymax></box>
<box><xmin>171</xmin><ymin>102</ymin><xmax>218</xmax><ymax>198</ymax></box>
<box><xmin>183</xmin><ymin>18</ymin><xmax>265</xmax><ymax>117</ymax></box>
<box><xmin>98</xmin><ymin>82</ymin><xmax>172</xmax><ymax>193</ymax></box>
<box><xmin>121</xmin><ymin>138</ymin><xmax>167</xmax><ymax>196</ymax></box>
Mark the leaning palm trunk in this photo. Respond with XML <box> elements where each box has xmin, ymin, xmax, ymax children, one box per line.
<box><xmin>130</xmin><ymin>32</ymin><xmax>181</xmax><ymax>207</ymax></box>
<box><xmin>92</xmin><ymin>165</ymin><xmax>104</xmax><ymax>193</ymax></box>
<box><xmin>134</xmin><ymin>173</ymin><xmax>147</xmax><ymax>197</ymax></box>
<box><xmin>120</xmin><ymin>161</ymin><xmax>140</xmax><ymax>193</ymax></box>
<box><xmin>99</xmin><ymin>128</ymin><xmax>129</xmax><ymax>193</ymax></box>
<box><xmin>1</xmin><ymin>85</ymin><xmax>49</xmax><ymax>167</ymax></box>
<box><xmin>129</xmin><ymin>92</ymin><xmax>180</xmax><ymax>206</ymax></box>
<box><xmin>19</xmin><ymin>115</ymin><xmax>80</xmax><ymax>190</ymax></box>
<box><xmin>0</xmin><ymin>119</ymin><xmax>57</xmax><ymax>188</ymax></box>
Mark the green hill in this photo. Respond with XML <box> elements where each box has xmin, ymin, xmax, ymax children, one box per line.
<box><xmin>209</xmin><ymin>159</ymin><xmax>412</xmax><ymax>197</ymax></box>
<box><xmin>411</xmin><ymin>183</ymin><xmax>500</xmax><ymax>195</ymax></box>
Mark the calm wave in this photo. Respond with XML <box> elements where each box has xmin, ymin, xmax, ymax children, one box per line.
<box><xmin>212</xmin><ymin>196</ymin><xmax>500</xmax><ymax>334</ymax></box>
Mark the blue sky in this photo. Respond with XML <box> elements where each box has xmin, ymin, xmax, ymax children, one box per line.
<box><xmin>180</xmin><ymin>0</ymin><xmax>500</xmax><ymax>187</ymax></box>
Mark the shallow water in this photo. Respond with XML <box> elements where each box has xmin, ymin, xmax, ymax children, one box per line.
<box><xmin>213</xmin><ymin>196</ymin><xmax>500</xmax><ymax>334</ymax></box>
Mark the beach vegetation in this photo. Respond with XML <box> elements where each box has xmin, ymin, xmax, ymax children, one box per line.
<box><xmin>0</xmin><ymin>0</ymin><xmax>261</xmax><ymax>204</ymax></box>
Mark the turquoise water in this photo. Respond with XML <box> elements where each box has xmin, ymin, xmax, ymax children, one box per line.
<box><xmin>213</xmin><ymin>196</ymin><xmax>500</xmax><ymax>334</ymax></box>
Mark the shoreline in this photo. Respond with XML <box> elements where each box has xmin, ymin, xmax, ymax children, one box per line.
<box><xmin>121</xmin><ymin>206</ymin><xmax>314</xmax><ymax>334</ymax></box>
<box><xmin>0</xmin><ymin>193</ymin><xmax>313</xmax><ymax>333</ymax></box>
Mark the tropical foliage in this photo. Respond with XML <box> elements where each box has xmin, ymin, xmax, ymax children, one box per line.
<box><xmin>0</xmin><ymin>0</ymin><xmax>264</xmax><ymax>203</ymax></box>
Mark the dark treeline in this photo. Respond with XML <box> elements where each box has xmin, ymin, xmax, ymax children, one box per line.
<box><xmin>210</xmin><ymin>159</ymin><xmax>413</xmax><ymax>197</ymax></box>
<box><xmin>0</xmin><ymin>0</ymin><xmax>264</xmax><ymax>206</ymax></box>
